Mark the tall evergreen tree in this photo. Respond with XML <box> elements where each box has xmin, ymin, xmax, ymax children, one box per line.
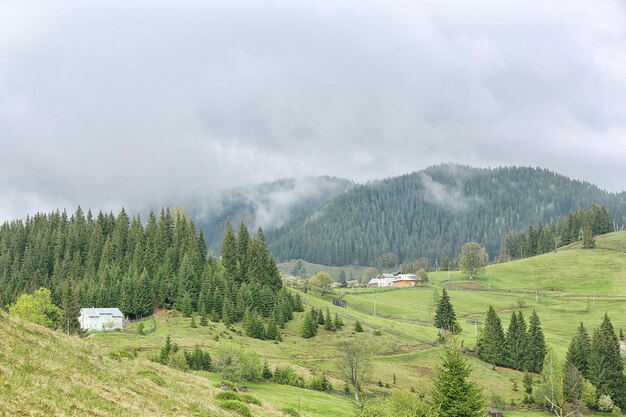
<box><xmin>505</xmin><ymin>311</ymin><xmax>527</xmax><ymax>370</ymax></box>
<box><xmin>477</xmin><ymin>306</ymin><xmax>506</xmax><ymax>367</ymax></box>
<box><xmin>221</xmin><ymin>221</ymin><xmax>239</xmax><ymax>283</ymax></box>
<box><xmin>524</xmin><ymin>310</ymin><xmax>546</xmax><ymax>373</ymax></box>
<box><xmin>565</xmin><ymin>322</ymin><xmax>591</xmax><ymax>379</ymax></box>
<box><xmin>432</xmin><ymin>339</ymin><xmax>485</xmax><ymax>417</ymax></box>
<box><xmin>588</xmin><ymin>314</ymin><xmax>625</xmax><ymax>409</ymax></box>
<box><xmin>60</xmin><ymin>278</ymin><xmax>81</xmax><ymax>335</ymax></box>
<box><xmin>301</xmin><ymin>308</ymin><xmax>317</xmax><ymax>338</ymax></box>
<box><xmin>434</xmin><ymin>288</ymin><xmax>461</xmax><ymax>335</ymax></box>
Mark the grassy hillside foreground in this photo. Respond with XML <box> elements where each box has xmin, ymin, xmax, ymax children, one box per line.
<box><xmin>0</xmin><ymin>312</ymin><xmax>291</xmax><ymax>417</ymax></box>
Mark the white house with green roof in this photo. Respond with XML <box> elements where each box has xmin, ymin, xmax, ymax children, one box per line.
<box><xmin>78</xmin><ymin>308</ymin><xmax>124</xmax><ymax>331</ymax></box>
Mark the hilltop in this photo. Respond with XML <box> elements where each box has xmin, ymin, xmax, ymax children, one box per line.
<box><xmin>267</xmin><ymin>164</ymin><xmax>626</xmax><ymax>266</ymax></box>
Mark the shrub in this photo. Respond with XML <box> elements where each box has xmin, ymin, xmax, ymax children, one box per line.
<box><xmin>137</xmin><ymin>370</ymin><xmax>165</xmax><ymax>386</ymax></box>
<box><xmin>185</xmin><ymin>345</ymin><xmax>211</xmax><ymax>371</ymax></box>
<box><xmin>273</xmin><ymin>366</ymin><xmax>305</xmax><ymax>387</ymax></box>
<box><xmin>355</xmin><ymin>320</ymin><xmax>363</xmax><ymax>332</ymax></box>
<box><xmin>168</xmin><ymin>351</ymin><xmax>189</xmax><ymax>371</ymax></box>
<box><xmin>108</xmin><ymin>349</ymin><xmax>137</xmax><ymax>361</ymax></box>
<box><xmin>218</xmin><ymin>400</ymin><xmax>251</xmax><ymax>417</ymax></box>
<box><xmin>309</xmin><ymin>374</ymin><xmax>333</xmax><ymax>392</ymax></box>
<box><xmin>216</xmin><ymin>391</ymin><xmax>240</xmax><ymax>401</ymax></box>
<box><xmin>136</xmin><ymin>322</ymin><xmax>145</xmax><ymax>335</ymax></box>
<box><xmin>214</xmin><ymin>344</ymin><xmax>262</xmax><ymax>382</ymax></box>
<box><xmin>239</xmin><ymin>393</ymin><xmax>261</xmax><ymax>406</ymax></box>
<box><xmin>598</xmin><ymin>395</ymin><xmax>620</xmax><ymax>413</ymax></box>
<box><xmin>214</xmin><ymin>380</ymin><xmax>239</xmax><ymax>391</ymax></box>
<box><xmin>281</xmin><ymin>407</ymin><xmax>300</xmax><ymax>417</ymax></box>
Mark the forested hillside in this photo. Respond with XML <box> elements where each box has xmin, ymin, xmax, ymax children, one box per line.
<box><xmin>192</xmin><ymin>176</ymin><xmax>353</xmax><ymax>254</ymax></box>
<box><xmin>0</xmin><ymin>208</ymin><xmax>299</xmax><ymax>336</ymax></box>
<box><xmin>267</xmin><ymin>164</ymin><xmax>626</xmax><ymax>266</ymax></box>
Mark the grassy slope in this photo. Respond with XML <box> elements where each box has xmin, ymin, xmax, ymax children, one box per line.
<box><xmin>278</xmin><ymin>260</ymin><xmax>368</xmax><ymax>280</ymax></box>
<box><xmin>84</xmin><ymin>232</ymin><xmax>626</xmax><ymax>417</ymax></box>
<box><xmin>0</xmin><ymin>313</ymin><xmax>288</xmax><ymax>417</ymax></box>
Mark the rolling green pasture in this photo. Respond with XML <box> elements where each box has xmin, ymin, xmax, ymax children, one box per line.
<box><xmin>278</xmin><ymin>259</ymin><xmax>368</xmax><ymax>280</ymax></box>
<box><xmin>88</xmin><ymin>231</ymin><xmax>626</xmax><ymax>416</ymax></box>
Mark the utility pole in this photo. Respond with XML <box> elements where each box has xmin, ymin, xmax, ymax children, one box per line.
<box><xmin>373</xmin><ymin>295</ymin><xmax>376</xmax><ymax>317</ymax></box>
<box><xmin>536</xmin><ymin>288</ymin><xmax>539</xmax><ymax>303</ymax></box>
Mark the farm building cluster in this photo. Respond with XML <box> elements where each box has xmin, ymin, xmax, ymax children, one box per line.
<box><xmin>366</xmin><ymin>272</ymin><xmax>422</xmax><ymax>288</ymax></box>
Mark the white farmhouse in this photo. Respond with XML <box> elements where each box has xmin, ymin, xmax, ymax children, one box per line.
<box><xmin>78</xmin><ymin>308</ymin><xmax>124</xmax><ymax>331</ymax></box>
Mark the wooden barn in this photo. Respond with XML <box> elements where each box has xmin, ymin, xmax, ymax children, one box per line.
<box><xmin>487</xmin><ymin>408</ymin><xmax>504</xmax><ymax>417</ymax></box>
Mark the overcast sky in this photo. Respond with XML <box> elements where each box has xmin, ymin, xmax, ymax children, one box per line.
<box><xmin>1</xmin><ymin>0</ymin><xmax>625</xmax><ymax>221</ymax></box>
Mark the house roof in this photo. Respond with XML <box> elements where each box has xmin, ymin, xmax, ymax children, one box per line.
<box><xmin>80</xmin><ymin>308</ymin><xmax>124</xmax><ymax>317</ymax></box>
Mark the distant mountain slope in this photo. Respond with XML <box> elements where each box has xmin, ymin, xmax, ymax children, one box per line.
<box><xmin>190</xmin><ymin>176</ymin><xmax>354</xmax><ymax>254</ymax></box>
<box><xmin>267</xmin><ymin>164</ymin><xmax>626</xmax><ymax>266</ymax></box>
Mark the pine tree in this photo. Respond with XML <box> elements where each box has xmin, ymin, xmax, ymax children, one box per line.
<box><xmin>159</xmin><ymin>335</ymin><xmax>173</xmax><ymax>364</ymax></box>
<box><xmin>200</xmin><ymin>311</ymin><xmax>208</xmax><ymax>326</ymax></box>
<box><xmin>434</xmin><ymin>288</ymin><xmax>461</xmax><ymax>335</ymax></box>
<box><xmin>432</xmin><ymin>339</ymin><xmax>485</xmax><ymax>417</ymax></box>
<box><xmin>506</xmin><ymin>311</ymin><xmax>527</xmax><ymax>370</ymax></box>
<box><xmin>266</xmin><ymin>315</ymin><xmax>281</xmax><ymax>341</ymax></box>
<box><xmin>476</xmin><ymin>306</ymin><xmax>506</xmax><ymax>367</ymax></box>
<box><xmin>524</xmin><ymin>310</ymin><xmax>546</xmax><ymax>373</ymax></box>
<box><xmin>588</xmin><ymin>314</ymin><xmax>625</xmax><ymax>409</ymax></box>
<box><xmin>60</xmin><ymin>278</ymin><xmax>81</xmax><ymax>335</ymax></box>
<box><xmin>334</xmin><ymin>313</ymin><xmax>343</xmax><ymax>330</ymax></box>
<box><xmin>324</xmin><ymin>308</ymin><xmax>335</xmax><ymax>331</ymax></box>
<box><xmin>565</xmin><ymin>322</ymin><xmax>591</xmax><ymax>379</ymax></box>
<box><xmin>261</xmin><ymin>361</ymin><xmax>273</xmax><ymax>380</ymax></box>
<box><xmin>354</xmin><ymin>320</ymin><xmax>363</xmax><ymax>333</ymax></box>
<box><xmin>301</xmin><ymin>309</ymin><xmax>317</xmax><ymax>338</ymax></box>
<box><xmin>180</xmin><ymin>291</ymin><xmax>193</xmax><ymax>317</ymax></box>
<box><xmin>190</xmin><ymin>315</ymin><xmax>197</xmax><ymax>328</ymax></box>
<box><xmin>221</xmin><ymin>221</ymin><xmax>239</xmax><ymax>283</ymax></box>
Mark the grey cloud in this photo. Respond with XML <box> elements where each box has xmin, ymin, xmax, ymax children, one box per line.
<box><xmin>1</xmin><ymin>0</ymin><xmax>625</xmax><ymax>221</ymax></box>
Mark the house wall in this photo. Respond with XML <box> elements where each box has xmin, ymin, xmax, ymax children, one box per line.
<box><xmin>79</xmin><ymin>313</ymin><xmax>123</xmax><ymax>331</ymax></box>
<box><xmin>392</xmin><ymin>280</ymin><xmax>415</xmax><ymax>287</ymax></box>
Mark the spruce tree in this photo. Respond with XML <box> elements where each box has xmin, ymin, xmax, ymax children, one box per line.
<box><xmin>159</xmin><ymin>335</ymin><xmax>173</xmax><ymax>364</ymax></box>
<box><xmin>354</xmin><ymin>320</ymin><xmax>363</xmax><ymax>332</ymax></box>
<box><xmin>266</xmin><ymin>315</ymin><xmax>281</xmax><ymax>341</ymax></box>
<box><xmin>506</xmin><ymin>311</ymin><xmax>527</xmax><ymax>369</ymax></box>
<box><xmin>334</xmin><ymin>313</ymin><xmax>344</xmax><ymax>330</ymax></box>
<box><xmin>301</xmin><ymin>309</ymin><xmax>317</xmax><ymax>338</ymax></box>
<box><xmin>588</xmin><ymin>314</ymin><xmax>625</xmax><ymax>409</ymax></box>
<box><xmin>221</xmin><ymin>221</ymin><xmax>239</xmax><ymax>283</ymax></box>
<box><xmin>434</xmin><ymin>288</ymin><xmax>461</xmax><ymax>334</ymax></box>
<box><xmin>524</xmin><ymin>310</ymin><xmax>546</xmax><ymax>373</ymax></box>
<box><xmin>324</xmin><ymin>308</ymin><xmax>335</xmax><ymax>331</ymax></box>
<box><xmin>565</xmin><ymin>322</ymin><xmax>591</xmax><ymax>379</ymax></box>
<box><xmin>476</xmin><ymin>306</ymin><xmax>506</xmax><ymax>367</ymax></box>
<box><xmin>180</xmin><ymin>291</ymin><xmax>193</xmax><ymax>317</ymax></box>
<box><xmin>432</xmin><ymin>339</ymin><xmax>485</xmax><ymax>417</ymax></box>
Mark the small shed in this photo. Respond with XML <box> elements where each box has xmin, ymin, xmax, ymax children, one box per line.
<box><xmin>487</xmin><ymin>408</ymin><xmax>504</xmax><ymax>417</ymax></box>
<box><xmin>78</xmin><ymin>308</ymin><xmax>124</xmax><ymax>331</ymax></box>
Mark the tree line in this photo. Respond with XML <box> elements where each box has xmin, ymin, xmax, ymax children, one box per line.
<box><xmin>0</xmin><ymin>206</ymin><xmax>300</xmax><ymax>334</ymax></box>
<box><xmin>502</xmin><ymin>204</ymin><xmax>614</xmax><ymax>261</ymax></box>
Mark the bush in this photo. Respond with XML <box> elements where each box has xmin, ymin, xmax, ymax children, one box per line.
<box><xmin>281</xmin><ymin>407</ymin><xmax>300</xmax><ymax>417</ymax></box>
<box><xmin>214</xmin><ymin>380</ymin><xmax>239</xmax><ymax>391</ymax></box>
<box><xmin>273</xmin><ymin>366</ymin><xmax>305</xmax><ymax>387</ymax></box>
<box><xmin>309</xmin><ymin>374</ymin><xmax>333</xmax><ymax>392</ymax></box>
<box><xmin>108</xmin><ymin>349</ymin><xmax>137</xmax><ymax>361</ymax></box>
<box><xmin>168</xmin><ymin>351</ymin><xmax>189</xmax><ymax>371</ymax></box>
<box><xmin>598</xmin><ymin>395</ymin><xmax>620</xmax><ymax>413</ymax></box>
<box><xmin>239</xmin><ymin>393</ymin><xmax>261</xmax><ymax>406</ymax></box>
<box><xmin>137</xmin><ymin>370</ymin><xmax>165</xmax><ymax>386</ymax></box>
<box><xmin>216</xmin><ymin>391</ymin><xmax>240</xmax><ymax>401</ymax></box>
<box><xmin>218</xmin><ymin>400</ymin><xmax>251</xmax><ymax>417</ymax></box>
<box><xmin>214</xmin><ymin>344</ymin><xmax>262</xmax><ymax>382</ymax></box>
<box><xmin>185</xmin><ymin>345</ymin><xmax>211</xmax><ymax>371</ymax></box>
<box><xmin>136</xmin><ymin>322</ymin><xmax>145</xmax><ymax>335</ymax></box>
